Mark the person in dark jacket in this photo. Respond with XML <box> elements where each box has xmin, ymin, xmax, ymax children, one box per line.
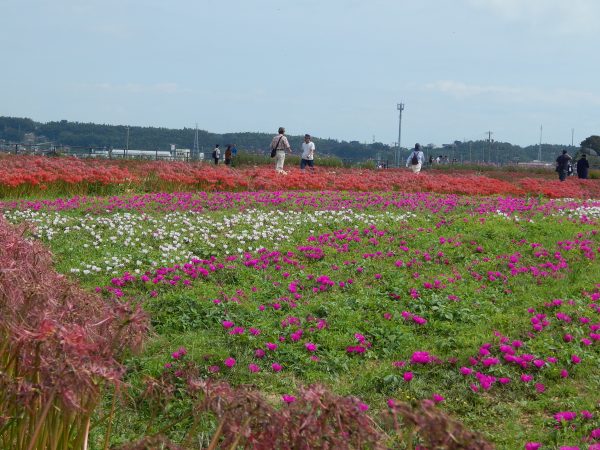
<box><xmin>555</xmin><ymin>150</ymin><xmax>572</xmax><ymax>182</ymax></box>
<box><xmin>576</xmin><ymin>154</ymin><xmax>590</xmax><ymax>179</ymax></box>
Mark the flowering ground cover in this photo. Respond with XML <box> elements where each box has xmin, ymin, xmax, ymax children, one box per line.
<box><xmin>3</xmin><ymin>189</ymin><xmax>600</xmax><ymax>448</ymax></box>
<box><xmin>2</xmin><ymin>154</ymin><xmax>600</xmax><ymax>199</ymax></box>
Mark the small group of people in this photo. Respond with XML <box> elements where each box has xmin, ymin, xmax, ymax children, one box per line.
<box><xmin>555</xmin><ymin>149</ymin><xmax>589</xmax><ymax>181</ymax></box>
<box><xmin>212</xmin><ymin>144</ymin><xmax>237</xmax><ymax>166</ymax></box>
<box><xmin>270</xmin><ymin>127</ymin><xmax>315</xmax><ymax>174</ymax></box>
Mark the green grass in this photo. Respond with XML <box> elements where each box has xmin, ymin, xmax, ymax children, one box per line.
<box><xmin>5</xmin><ymin>195</ymin><xmax>600</xmax><ymax>449</ymax></box>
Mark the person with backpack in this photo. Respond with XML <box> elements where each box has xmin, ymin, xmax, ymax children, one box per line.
<box><xmin>224</xmin><ymin>145</ymin><xmax>233</xmax><ymax>166</ymax></box>
<box><xmin>271</xmin><ymin>127</ymin><xmax>292</xmax><ymax>174</ymax></box>
<box><xmin>212</xmin><ymin>144</ymin><xmax>220</xmax><ymax>165</ymax></box>
<box><xmin>406</xmin><ymin>143</ymin><xmax>425</xmax><ymax>173</ymax></box>
<box><xmin>576</xmin><ymin>154</ymin><xmax>590</xmax><ymax>179</ymax></box>
<box><xmin>555</xmin><ymin>149</ymin><xmax>572</xmax><ymax>182</ymax></box>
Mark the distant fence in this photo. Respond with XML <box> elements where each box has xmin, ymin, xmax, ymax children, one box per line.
<box><xmin>0</xmin><ymin>143</ymin><xmax>199</xmax><ymax>162</ymax></box>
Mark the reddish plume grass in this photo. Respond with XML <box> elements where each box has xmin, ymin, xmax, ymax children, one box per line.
<box><xmin>116</xmin><ymin>357</ymin><xmax>492</xmax><ymax>450</ymax></box>
<box><xmin>0</xmin><ymin>216</ymin><xmax>148</xmax><ymax>449</ymax></box>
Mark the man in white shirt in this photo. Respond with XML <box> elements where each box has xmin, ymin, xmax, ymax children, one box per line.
<box><xmin>300</xmin><ymin>134</ymin><xmax>315</xmax><ymax>171</ymax></box>
<box><xmin>406</xmin><ymin>143</ymin><xmax>425</xmax><ymax>174</ymax></box>
<box><xmin>212</xmin><ymin>144</ymin><xmax>221</xmax><ymax>165</ymax></box>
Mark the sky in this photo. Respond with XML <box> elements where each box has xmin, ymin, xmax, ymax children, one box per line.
<box><xmin>2</xmin><ymin>0</ymin><xmax>599</xmax><ymax>147</ymax></box>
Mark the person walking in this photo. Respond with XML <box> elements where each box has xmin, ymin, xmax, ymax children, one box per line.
<box><xmin>231</xmin><ymin>144</ymin><xmax>238</xmax><ymax>166</ymax></box>
<box><xmin>271</xmin><ymin>127</ymin><xmax>291</xmax><ymax>174</ymax></box>
<box><xmin>300</xmin><ymin>134</ymin><xmax>315</xmax><ymax>172</ymax></box>
<box><xmin>224</xmin><ymin>145</ymin><xmax>233</xmax><ymax>166</ymax></box>
<box><xmin>212</xmin><ymin>144</ymin><xmax>220</xmax><ymax>165</ymax></box>
<box><xmin>555</xmin><ymin>149</ymin><xmax>572</xmax><ymax>182</ymax></box>
<box><xmin>406</xmin><ymin>143</ymin><xmax>425</xmax><ymax>174</ymax></box>
<box><xmin>576</xmin><ymin>154</ymin><xmax>590</xmax><ymax>179</ymax></box>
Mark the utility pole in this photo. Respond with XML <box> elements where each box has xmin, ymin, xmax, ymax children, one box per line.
<box><xmin>193</xmin><ymin>123</ymin><xmax>200</xmax><ymax>161</ymax></box>
<box><xmin>397</xmin><ymin>102</ymin><xmax>404</xmax><ymax>167</ymax></box>
<box><xmin>538</xmin><ymin>125</ymin><xmax>542</xmax><ymax>161</ymax></box>
<box><xmin>571</xmin><ymin>128</ymin><xmax>574</xmax><ymax>147</ymax></box>
<box><xmin>486</xmin><ymin>131</ymin><xmax>493</xmax><ymax>163</ymax></box>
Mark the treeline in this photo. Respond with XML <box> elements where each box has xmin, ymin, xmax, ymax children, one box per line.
<box><xmin>0</xmin><ymin>116</ymin><xmax>582</xmax><ymax>163</ymax></box>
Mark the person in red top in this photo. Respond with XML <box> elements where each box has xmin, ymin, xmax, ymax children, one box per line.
<box><xmin>271</xmin><ymin>127</ymin><xmax>292</xmax><ymax>174</ymax></box>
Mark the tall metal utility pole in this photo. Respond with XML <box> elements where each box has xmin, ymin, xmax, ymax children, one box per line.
<box><xmin>538</xmin><ymin>125</ymin><xmax>542</xmax><ymax>161</ymax></box>
<box><xmin>396</xmin><ymin>102</ymin><xmax>404</xmax><ymax>167</ymax></box>
<box><xmin>193</xmin><ymin>123</ymin><xmax>200</xmax><ymax>161</ymax></box>
<box><xmin>486</xmin><ymin>131</ymin><xmax>493</xmax><ymax>163</ymax></box>
<box><xmin>571</xmin><ymin>128</ymin><xmax>574</xmax><ymax>147</ymax></box>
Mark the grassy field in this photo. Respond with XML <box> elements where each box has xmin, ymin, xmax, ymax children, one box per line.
<box><xmin>4</xmin><ymin>189</ymin><xmax>600</xmax><ymax>449</ymax></box>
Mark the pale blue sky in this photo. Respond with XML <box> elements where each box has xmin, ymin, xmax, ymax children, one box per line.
<box><xmin>2</xmin><ymin>0</ymin><xmax>599</xmax><ymax>147</ymax></box>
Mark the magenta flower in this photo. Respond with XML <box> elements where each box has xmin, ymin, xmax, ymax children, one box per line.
<box><xmin>224</xmin><ymin>357</ymin><xmax>236</xmax><ymax>368</ymax></box>
<box><xmin>521</xmin><ymin>374</ymin><xmax>533</xmax><ymax>383</ymax></box>
<box><xmin>560</xmin><ymin>369</ymin><xmax>569</xmax><ymax>378</ymax></box>
<box><xmin>460</xmin><ymin>367</ymin><xmax>473</xmax><ymax>376</ymax></box>
<box><xmin>255</xmin><ymin>348</ymin><xmax>266</xmax><ymax>358</ymax></box>
<box><xmin>411</xmin><ymin>351</ymin><xmax>431</xmax><ymax>364</ymax></box>
<box><xmin>222</xmin><ymin>320</ymin><xmax>235</xmax><ymax>329</ymax></box>
<box><xmin>282</xmin><ymin>395</ymin><xmax>296</xmax><ymax>404</ymax></box>
<box><xmin>387</xmin><ymin>399</ymin><xmax>396</xmax><ymax>408</ymax></box>
<box><xmin>305</xmin><ymin>342</ymin><xmax>317</xmax><ymax>352</ymax></box>
<box><xmin>571</xmin><ymin>354</ymin><xmax>581</xmax><ymax>364</ymax></box>
<box><xmin>271</xmin><ymin>363</ymin><xmax>282</xmax><ymax>372</ymax></box>
<box><xmin>266</xmin><ymin>342</ymin><xmax>278</xmax><ymax>351</ymax></box>
<box><xmin>554</xmin><ymin>411</ymin><xmax>577</xmax><ymax>422</ymax></box>
<box><xmin>525</xmin><ymin>443</ymin><xmax>542</xmax><ymax>450</ymax></box>
<box><xmin>534</xmin><ymin>383</ymin><xmax>545</xmax><ymax>393</ymax></box>
<box><xmin>248</xmin><ymin>363</ymin><xmax>260</xmax><ymax>373</ymax></box>
<box><xmin>358</xmin><ymin>402</ymin><xmax>369</xmax><ymax>411</ymax></box>
<box><xmin>432</xmin><ymin>393</ymin><xmax>444</xmax><ymax>403</ymax></box>
<box><xmin>403</xmin><ymin>371</ymin><xmax>413</xmax><ymax>382</ymax></box>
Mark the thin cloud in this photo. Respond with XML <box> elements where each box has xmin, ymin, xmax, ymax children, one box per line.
<box><xmin>466</xmin><ymin>0</ymin><xmax>599</xmax><ymax>34</ymax></box>
<box><xmin>425</xmin><ymin>80</ymin><xmax>600</xmax><ymax>106</ymax></box>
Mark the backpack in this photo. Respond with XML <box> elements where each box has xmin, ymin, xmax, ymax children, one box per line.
<box><xmin>411</xmin><ymin>152</ymin><xmax>419</xmax><ymax>165</ymax></box>
<box><xmin>212</xmin><ymin>150</ymin><xmax>217</xmax><ymax>159</ymax></box>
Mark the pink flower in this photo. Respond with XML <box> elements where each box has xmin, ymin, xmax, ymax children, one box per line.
<box><xmin>563</xmin><ymin>333</ymin><xmax>573</xmax><ymax>342</ymax></box>
<box><xmin>248</xmin><ymin>363</ymin><xmax>260</xmax><ymax>373</ymax></box>
<box><xmin>222</xmin><ymin>320</ymin><xmax>234</xmax><ymax>329</ymax></box>
<box><xmin>255</xmin><ymin>348</ymin><xmax>266</xmax><ymax>358</ymax></box>
<box><xmin>282</xmin><ymin>395</ymin><xmax>296</xmax><ymax>404</ymax></box>
<box><xmin>271</xmin><ymin>363</ymin><xmax>282</xmax><ymax>372</ymax></box>
<box><xmin>460</xmin><ymin>367</ymin><xmax>473</xmax><ymax>376</ymax></box>
<box><xmin>560</xmin><ymin>369</ymin><xmax>569</xmax><ymax>378</ymax></box>
<box><xmin>358</xmin><ymin>402</ymin><xmax>369</xmax><ymax>411</ymax></box>
<box><xmin>534</xmin><ymin>383</ymin><xmax>545</xmax><ymax>393</ymax></box>
<box><xmin>581</xmin><ymin>410</ymin><xmax>593</xmax><ymax>420</ymax></box>
<box><xmin>224</xmin><ymin>357</ymin><xmax>236</xmax><ymax>368</ymax></box>
<box><xmin>266</xmin><ymin>342</ymin><xmax>278</xmax><ymax>351</ymax></box>
<box><xmin>403</xmin><ymin>371</ymin><xmax>413</xmax><ymax>381</ymax></box>
<box><xmin>387</xmin><ymin>399</ymin><xmax>396</xmax><ymax>408</ymax></box>
<box><xmin>432</xmin><ymin>394</ymin><xmax>444</xmax><ymax>403</ymax></box>
<box><xmin>554</xmin><ymin>411</ymin><xmax>577</xmax><ymax>422</ymax></box>
<box><xmin>521</xmin><ymin>374</ymin><xmax>533</xmax><ymax>383</ymax></box>
<box><xmin>525</xmin><ymin>443</ymin><xmax>542</xmax><ymax>450</ymax></box>
<box><xmin>571</xmin><ymin>354</ymin><xmax>581</xmax><ymax>364</ymax></box>
<box><xmin>305</xmin><ymin>342</ymin><xmax>317</xmax><ymax>352</ymax></box>
<box><xmin>410</xmin><ymin>351</ymin><xmax>431</xmax><ymax>364</ymax></box>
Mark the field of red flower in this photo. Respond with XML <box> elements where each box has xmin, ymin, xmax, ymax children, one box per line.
<box><xmin>1</xmin><ymin>154</ymin><xmax>599</xmax><ymax>198</ymax></box>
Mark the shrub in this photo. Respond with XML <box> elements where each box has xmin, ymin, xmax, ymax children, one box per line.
<box><xmin>0</xmin><ymin>217</ymin><xmax>149</xmax><ymax>449</ymax></box>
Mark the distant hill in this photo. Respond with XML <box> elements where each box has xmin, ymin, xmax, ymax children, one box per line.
<box><xmin>0</xmin><ymin>116</ymin><xmax>575</xmax><ymax>163</ymax></box>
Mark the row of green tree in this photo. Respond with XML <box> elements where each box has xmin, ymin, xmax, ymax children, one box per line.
<box><xmin>1</xmin><ymin>116</ymin><xmax>598</xmax><ymax>163</ymax></box>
